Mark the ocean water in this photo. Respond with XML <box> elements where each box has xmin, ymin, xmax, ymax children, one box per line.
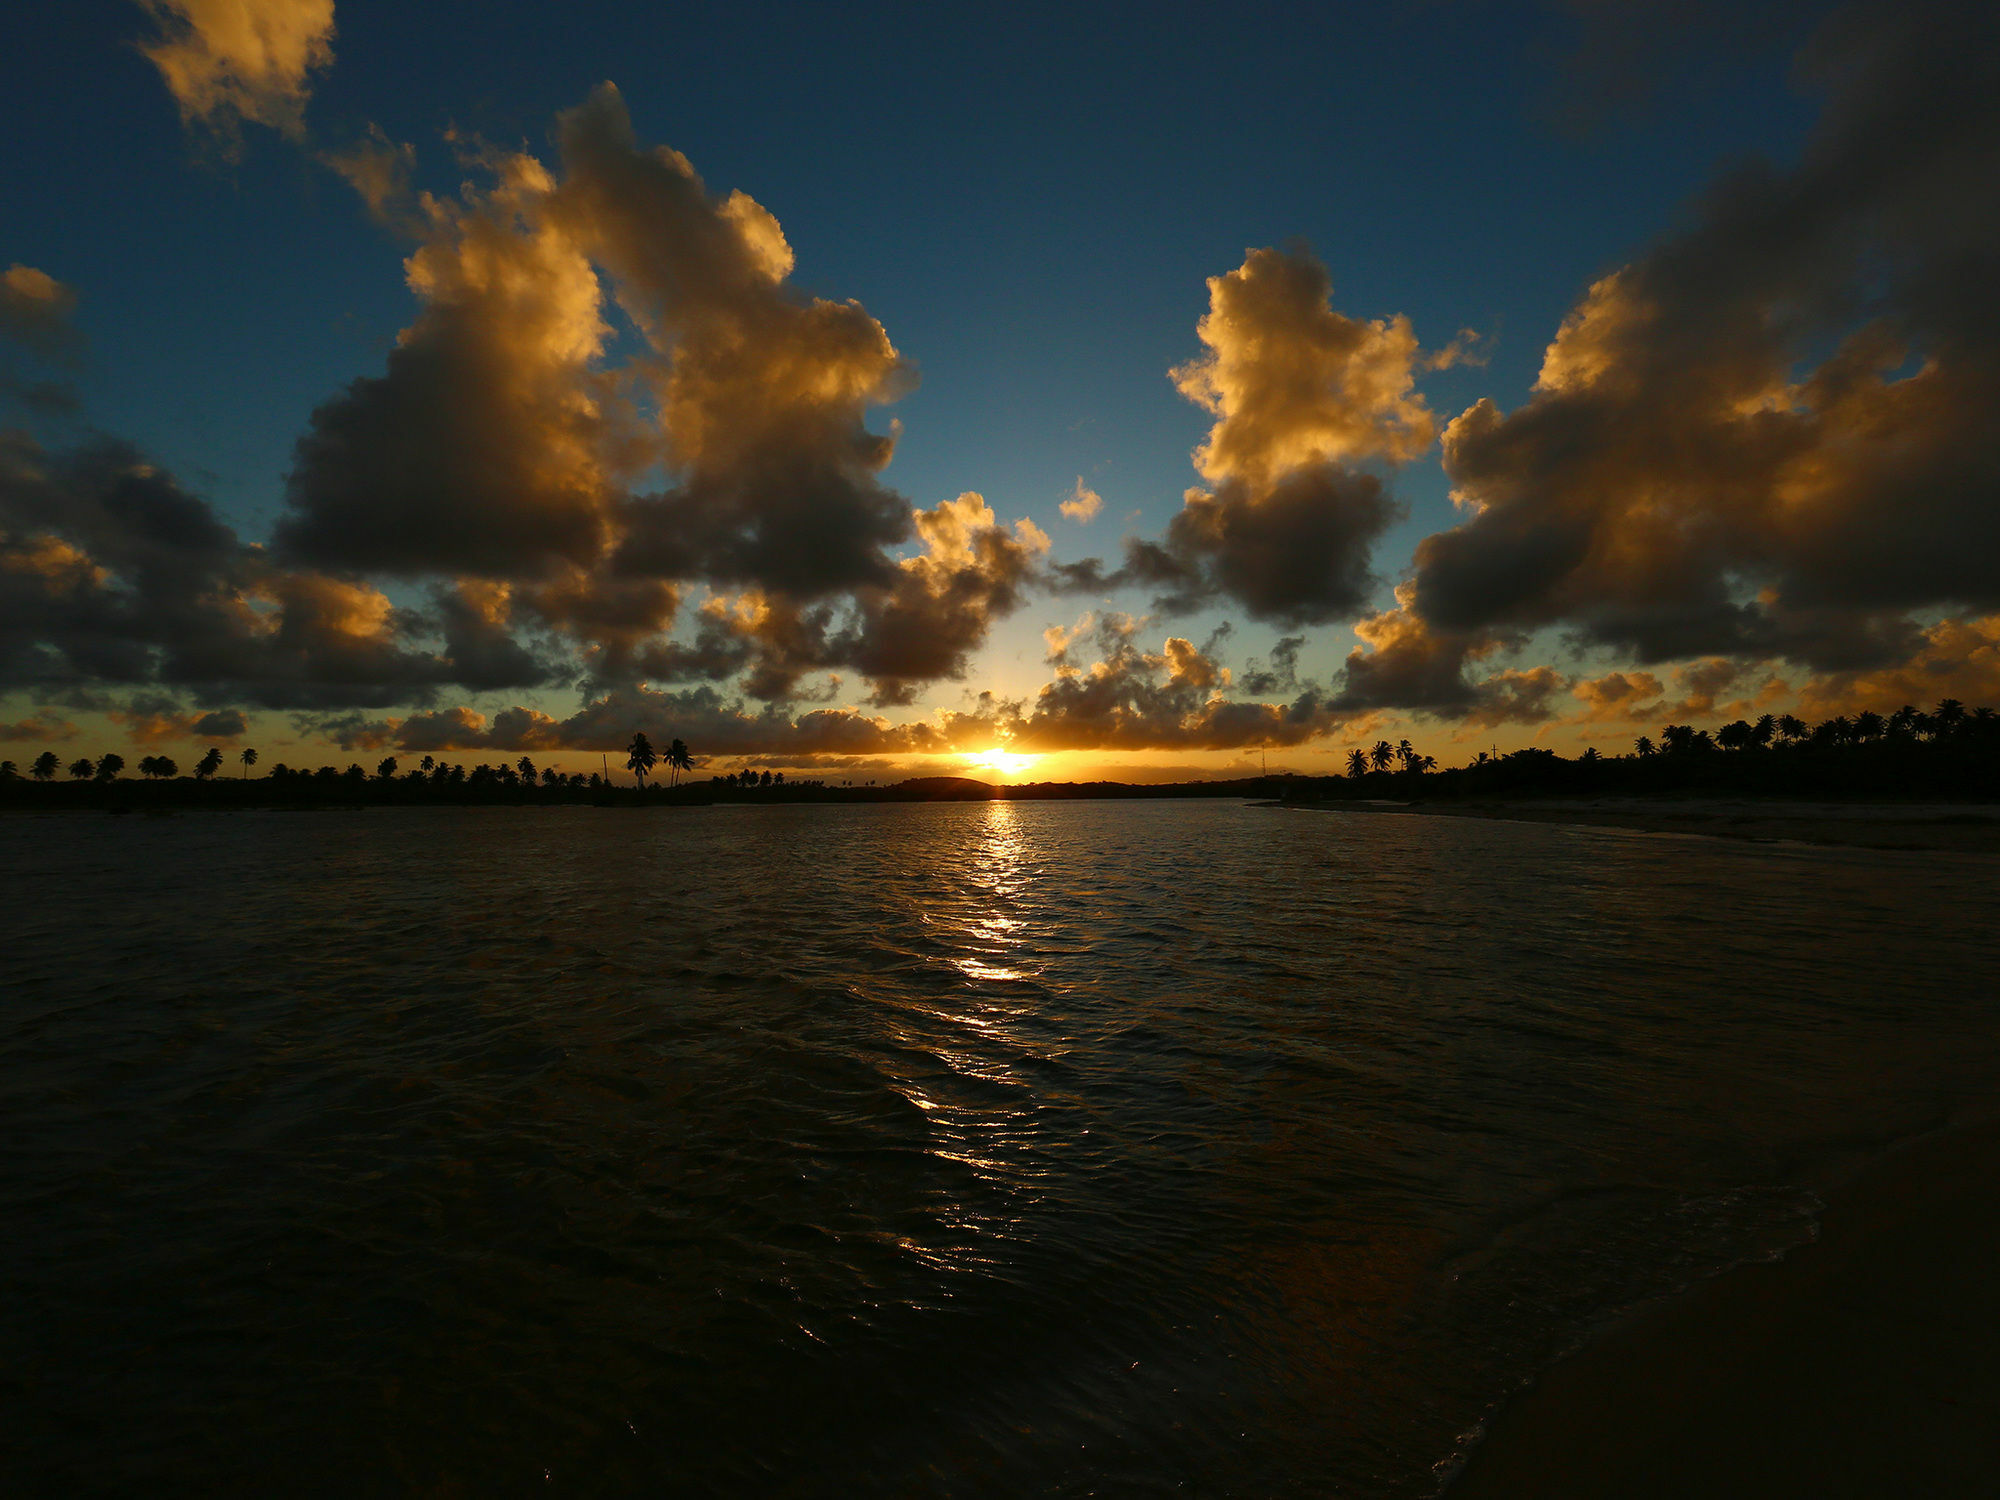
<box><xmin>2</xmin><ymin>800</ymin><xmax>1995</xmax><ymax>1496</ymax></box>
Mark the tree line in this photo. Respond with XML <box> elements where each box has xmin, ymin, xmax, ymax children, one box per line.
<box><xmin>1295</xmin><ymin>697</ymin><xmax>2000</xmax><ymax>803</ymax></box>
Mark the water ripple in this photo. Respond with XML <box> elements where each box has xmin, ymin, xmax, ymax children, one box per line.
<box><xmin>1</xmin><ymin>802</ymin><xmax>1994</xmax><ymax>1495</ymax></box>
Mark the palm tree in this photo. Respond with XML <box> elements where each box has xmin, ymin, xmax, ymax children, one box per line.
<box><xmin>196</xmin><ymin>747</ymin><xmax>223</xmax><ymax>779</ymax></box>
<box><xmin>377</xmin><ymin>757</ymin><xmax>399</xmax><ymax>780</ymax></box>
<box><xmin>139</xmin><ymin>755</ymin><xmax>178</xmax><ymax>780</ymax></box>
<box><xmin>666</xmin><ymin>737</ymin><xmax>693</xmax><ymax>787</ymax></box>
<box><xmin>31</xmin><ymin>751</ymin><xmax>58</xmax><ymax>781</ymax></box>
<box><xmin>420</xmin><ymin>755</ymin><xmax>435</xmax><ymax>776</ymax></box>
<box><xmin>1752</xmin><ymin>714</ymin><xmax>1776</xmax><ymax>747</ymax></box>
<box><xmin>239</xmin><ymin>747</ymin><xmax>258</xmax><ymax>778</ymax></box>
<box><xmin>1777</xmin><ymin>715</ymin><xmax>1807</xmax><ymax>743</ymax></box>
<box><xmin>1633</xmin><ymin>735</ymin><xmax>1655</xmax><ymax>757</ymax></box>
<box><xmin>1346</xmin><ymin>748</ymin><xmax>1367</xmax><ymax>778</ymax></box>
<box><xmin>1935</xmin><ymin>698</ymin><xmax>1966</xmax><ymax>736</ymax></box>
<box><xmin>96</xmin><ymin>753</ymin><xmax>124</xmax><ymax>781</ymax></box>
<box><xmin>68</xmin><ymin>757</ymin><xmax>94</xmax><ymax>779</ymax></box>
<box><xmin>1396</xmin><ymin>738</ymin><xmax>1416</xmax><ymax>772</ymax></box>
<box><xmin>517</xmin><ymin>755</ymin><xmax>536</xmax><ymax>784</ymax></box>
<box><xmin>626</xmin><ymin>732</ymin><xmax>657</xmax><ymax>786</ymax></box>
<box><xmin>1853</xmin><ymin>710</ymin><xmax>1884</xmax><ymax>741</ymax></box>
<box><xmin>1369</xmin><ymin>739</ymin><xmax>1395</xmax><ymax>772</ymax></box>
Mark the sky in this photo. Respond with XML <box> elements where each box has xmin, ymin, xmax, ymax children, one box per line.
<box><xmin>2</xmin><ymin>0</ymin><xmax>1997</xmax><ymax>782</ymax></box>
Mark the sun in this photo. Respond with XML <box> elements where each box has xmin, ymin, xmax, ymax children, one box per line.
<box><xmin>970</xmin><ymin>747</ymin><xmax>1038</xmax><ymax>779</ymax></box>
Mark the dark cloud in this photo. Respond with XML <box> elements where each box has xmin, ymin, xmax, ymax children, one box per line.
<box><xmin>1415</xmin><ymin>1</ymin><xmax>2000</xmax><ymax>676</ymax></box>
<box><xmin>278</xmin><ymin>147</ymin><xmax>619</xmax><ymax>578</ymax></box>
<box><xmin>190</xmin><ymin>708</ymin><xmax>247</xmax><ymax>738</ymax></box>
<box><xmin>0</xmin><ymin>430</ymin><xmax>534</xmax><ymax>711</ymax></box>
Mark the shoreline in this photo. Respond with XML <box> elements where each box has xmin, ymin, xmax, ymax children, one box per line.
<box><xmin>1285</xmin><ymin>797</ymin><xmax>2000</xmax><ymax>853</ymax></box>
<box><xmin>1444</xmin><ymin>1116</ymin><xmax>2000</xmax><ymax>1497</ymax></box>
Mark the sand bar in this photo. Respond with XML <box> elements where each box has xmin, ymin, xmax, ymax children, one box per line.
<box><xmin>1445</xmin><ymin>1118</ymin><xmax>2000</xmax><ymax>1497</ymax></box>
<box><xmin>1289</xmin><ymin>797</ymin><xmax>2000</xmax><ymax>853</ymax></box>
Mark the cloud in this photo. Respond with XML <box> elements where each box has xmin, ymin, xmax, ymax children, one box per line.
<box><xmin>278</xmin><ymin>85</ymin><xmax>1038</xmax><ymax>712</ymax></box>
<box><xmin>1411</xmin><ymin>2</ymin><xmax>2000</xmax><ymax>678</ymax></box>
<box><xmin>557</xmin><ymin>82</ymin><xmax>918</xmax><ymax>602</ymax></box>
<box><xmin>280</xmin><ymin>146</ymin><xmax>619</xmax><ymax>578</ymax></box>
<box><xmin>0</xmin><ymin>429</ymin><xmax>514</xmax><ymax>711</ymax></box>
<box><xmin>1571</xmin><ymin>670</ymin><xmax>1665</xmax><ymax>721</ymax></box>
<box><xmin>0</xmin><ymin>266</ymin><xmax>80</xmax><ymax>363</ymax></box>
<box><xmin>305</xmin><ymin>617</ymin><xmax>1348</xmax><ymax>759</ymax></box>
<box><xmin>1120</xmin><ymin>464</ymin><xmax>1401</xmax><ymax>624</ymax></box>
<box><xmin>0</xmin><ymin>714</ymin><xmax>77</xmax><ymax>743</ymax></box>
<box><xmin>1057</xmin><ymin>246</ymin><xmax>1431</xmax><ymax>624</ymax></box>
<box><xmin>1060</xmin><ymin>478</ymin><xmax>1103</xmax><ymax>524</ymax></box>
<box><xmin>1793</xmin><ymin>613</ymin><xmax>2000</xmax><ymax>718</ymax></box>
<box><xmin>1328</xmin><ymin>585</ymin><xmax>1560</xmax><ymax>725</ymax></box>
<box><xmin>114</xmin><ymin>694</ymin><xmax>249</xmax><ymax>744</ymax></box>
<box><xmin>1172</xmin><ymin>246</ymin><xmax>1435</xmax><ymax>484</ymax></box>
<box><xmin>137</xmin><ymin>0</ymin><xmax>336</xmax><ymax>143</ymax></box>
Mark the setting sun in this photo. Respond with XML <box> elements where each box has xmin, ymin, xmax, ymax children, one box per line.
<box><xmin>970</xmin><ymin>748</ymin><xmax>1038</xmax><ymax>779</ymax></box>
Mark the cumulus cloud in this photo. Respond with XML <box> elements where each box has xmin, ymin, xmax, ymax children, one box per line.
<box><xmin>0</xmin><ymin>266</ymin><xmax>80</xmax><ymax>363</ymax></box>
<box><xmin>275</xmin><ymin>85</ymin><xmax>1046</xmax><ymax>712</ymax></box>
<box><xmin>1060</xmin><ymin>246</ymin><xmax>1433</xmax><ymax>624</ymax></box>
<box><xmin>1060</xmin><ymin>478</ymin><xmax>1103</xmax><ymax>524</ymax></box>
<box><xmin>1793</xmin><ymin>614</ymin><xmax>2000</xmax><ymax>718</ymax></box>
<box><xmin>1329</xmin><ymin>586</ymin><xmax>1562</xmax><ymax>726</ymax></box>
<box><xmin>0</xmin><ymin>429</ymin><xmax>521</xmax><ymax>712</ymax></box>
<box><xmin>280</xmin><ymin>146</ymin><xmax>618</xmax><ymax>577</ymax></box>
<box><xmin>1571</xmin><ymin>670</ymin><xmax>1665</xmax><ymax>721</ymax></box>
<box><xmin>1413</xmin><ymin>2</ymin><xmax>2000</xmax><ymax>679</ymax></box>
<box><xmin>137</xmin><ymin>0</ymin><xmax>336</xmax><ymax>143</ymax></box>
<box><xmin>1173</xmin><ymin>245</ymin><xmax>1435</xmax><ymax>484</ymax></box>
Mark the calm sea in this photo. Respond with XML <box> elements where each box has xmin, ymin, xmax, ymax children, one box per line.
<box><xmin>3</xmin><ymin>801</ymin><xmax>1995</xmax><ymax>1495</ymax></box>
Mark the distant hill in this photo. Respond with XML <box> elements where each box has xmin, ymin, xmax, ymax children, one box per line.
<box><xmin>891</xmin><ymin>776</ymin><xmax>998</xmax><ymax>800</ymax></box>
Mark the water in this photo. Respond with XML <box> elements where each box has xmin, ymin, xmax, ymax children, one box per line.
<box><xmin>2</xmin><ymin>801</ymin><xmax>1995</xmax><ymax>1495</ymax></box>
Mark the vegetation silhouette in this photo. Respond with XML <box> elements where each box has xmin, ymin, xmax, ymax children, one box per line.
<box><xmin>626</xmin><ymin>733</ymin><xmax>657</xmax><ymax>787</ymax></box>
<box><xmin>2</xmin><ymin>701</ymin><xmax>1996</xmax><ymax>814</ymax></box>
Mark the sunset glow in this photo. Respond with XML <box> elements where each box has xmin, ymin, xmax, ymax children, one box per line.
<box><xmin>1</xmin><ymin>3</ymin><xmax>1995</xmax><ymax>784</ymax></box>
<box><xmin>970</xmin><ymin>748</ymin><xmax>1039</xmax><ymax>780</ymax></box>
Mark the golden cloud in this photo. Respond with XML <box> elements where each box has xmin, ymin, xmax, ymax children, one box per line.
<box><xmin>137</xmin><ymin>0</ymin><xmax>336</xmax><ymax>142</ymax></box>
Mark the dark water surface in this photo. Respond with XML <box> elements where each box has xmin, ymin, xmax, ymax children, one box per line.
<box><xmin>3</xmin><ymin>802</ymin><xmax>1995</xmax><ymax>1495</ymax></box>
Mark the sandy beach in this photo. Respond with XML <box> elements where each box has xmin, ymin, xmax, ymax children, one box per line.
<box><xmin>1290</xmin><ymin>798</ymin><xmax>2000</xmax><ymax>854</ymax></box>
<box><xmin>1446</xmin><ymin>1118</ymin><xmax>2000</xmax><ymax>1498</ymax></box>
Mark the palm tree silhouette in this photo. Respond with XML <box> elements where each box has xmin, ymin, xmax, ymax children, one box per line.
<box><xmin>1370</xmin><ymin>740</ymin><xmax>1394</xmax><ymax>772</ymax></box>
<box><xmin>196</xmin><ymin>747</ymin><xmax>223</xmax><ymax>779</ymax></box>
<box><xmin>626</xmin><ymin>732</ymin><xmax>657</xmax><ymax>786</ymax></box>
<box><xmin>239</xmin><ymin>747</ymin><xmax>257</xmax><ymax>778</ymax></box>
<box><xmin>31</xmin><ymin>751</ymin><xmax>59</xmax><ymax>781</ymax></box>
<box><xmin>667</xmin><ymin>737</ymin><xmax>693</xmax><ymax>787</ymax></box>
<box><xmin>96</xmin><ymin>753</ymin><xmax>124</xmax><ymax>781</ymax></box>
<box><xmin>1346</xmin><ymin>748</ymin><xmax>1367</xmax><ymax>778</ymax></box>
<box><xmin>68</xmin><ymin>757</ymin><xmax>94</xmax><ymax>779</ymax></box>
